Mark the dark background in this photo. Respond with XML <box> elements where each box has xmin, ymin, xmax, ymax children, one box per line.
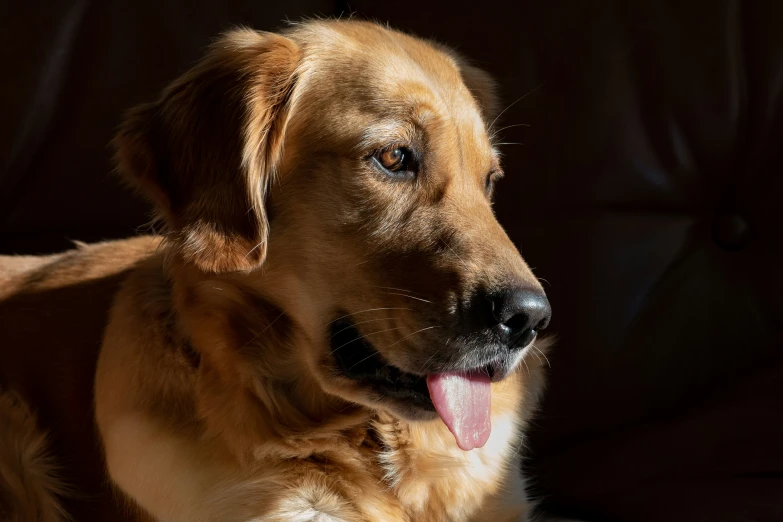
<box><xmin>2</xmin><ymin>1</ymin><xmax>782</xmax><ymax>521</ymax></box>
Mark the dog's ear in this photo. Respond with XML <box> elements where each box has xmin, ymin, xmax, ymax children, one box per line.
<box><xmin>431</xmin><ymin>43</ymin><xmax>500</xmax><ymax>124</ymax></box>
<box><xmin>114</xmin><ymin>29</ymin><xmax>300</xmax><ymax>273</ymax></box>
<box><xmin>454</xmin><ymin>61</ymin><xmax>500</xmax><ymax>125</ymax></box>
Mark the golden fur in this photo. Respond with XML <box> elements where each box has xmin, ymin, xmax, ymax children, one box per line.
<box><xmin>0</xmin><ymin>20</ymin><xmax>551</xmax><ymax>521</ymax></box>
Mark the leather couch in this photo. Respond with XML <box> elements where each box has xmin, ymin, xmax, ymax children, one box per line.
<box><xmin>2</xmin><ymin>2</ymin><xmax>781</xmax><ymax>521</ymax></box>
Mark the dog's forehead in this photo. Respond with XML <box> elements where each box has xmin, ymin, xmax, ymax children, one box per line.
<box><xmin>284</xmin><ymin>21</ymin><xmax>497</xmax><ymax>172</ymax></box>
<box><xmin>307</xmin><ymin>23</ymin><xmax>471</xmax><ymax>102</ymax></box>
<box><xmin>290</xmin><ymin>22</ymin><xmax>494</xmax><ymax>159</ymax></box>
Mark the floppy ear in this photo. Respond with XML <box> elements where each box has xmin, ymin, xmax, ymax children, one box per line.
<box><xmin>454</xmin><ymin>61</ymin><xmax>500</xmax><ymax>124</ymax></box>
<box><xmin>114</xmin><ymin>29</ymin><xmax>300</xmax><ymax>273</ymax></box>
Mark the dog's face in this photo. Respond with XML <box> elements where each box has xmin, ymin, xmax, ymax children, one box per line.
<box><xmin>116</xmin><ymin>21</ymin><xmax>549</xmax><ymax>447</ymax></box>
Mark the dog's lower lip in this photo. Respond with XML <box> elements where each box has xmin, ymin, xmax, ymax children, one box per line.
<box><xmin>330</xmin><ymin>318</ymin><xmax>435</xmax><ymax>411</ymax></box>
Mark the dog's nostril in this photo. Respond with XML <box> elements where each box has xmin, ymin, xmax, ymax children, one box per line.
<box><xmin>535</xmin><ymin>316</ymin><xmax>550</xmax><ymax>331</ymax></box>
<box><xmin>486</xmin><ymin>287</ymin><xmax>551</xmax><ymax>349</ymax></box>
<box><xmin>503</xmin><ymin>313</ymin><xmax>529</xmax><ymax>333</ymax></box>
<box><xmin>512</xmin><ymin>328</ymin><xmax>537</xmax><ymax>349</ymax></box>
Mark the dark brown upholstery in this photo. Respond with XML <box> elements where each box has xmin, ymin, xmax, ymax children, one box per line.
<box><xmin>2</xmin><ymin>2</ymin><xmax>781</xmax><ymax>521</ymax></box>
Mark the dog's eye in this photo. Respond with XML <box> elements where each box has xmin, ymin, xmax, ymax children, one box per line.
<box><xmin>380</xmin><ymin>148</ymin><xmax>405</xmax><ymax>170</ymax></box>
<box><xmin>374</xmin><ymin>146</ymin><xmax>417</xmax><ymax>178</ymax></box>
<box><xmin>485</xmin><ymin>169</ymin><xmax>503</xmax><ymax>197</ymax></box>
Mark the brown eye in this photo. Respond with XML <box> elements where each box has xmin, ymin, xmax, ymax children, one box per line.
<box><xmin>374</xmin><ymin>146</ymin><xmax>417</xmax><ymax>178</ymax></box>
<box><xmin>380</xmin><ymin>148</ymin><xmax>405</xmax><ymax>171</ymax></box>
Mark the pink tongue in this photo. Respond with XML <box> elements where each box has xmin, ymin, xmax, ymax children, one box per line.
<box><xmin>426</xmin><ymin>372</ymin><xmax>491</xmax><ymax>451</ymax></box>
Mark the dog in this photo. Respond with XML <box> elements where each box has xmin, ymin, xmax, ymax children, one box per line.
<box><xmin>0</xmin><ymin>20</ymin><xmax>552</xmax><ymax>522</ymax></box>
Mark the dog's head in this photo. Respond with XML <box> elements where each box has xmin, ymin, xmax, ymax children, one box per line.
<box><xmin>116</xmin><ymin>21</ymin><xmax>550</xmax><ymax>451</ymax></box>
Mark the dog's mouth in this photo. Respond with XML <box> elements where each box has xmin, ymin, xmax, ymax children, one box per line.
<box><xmin>330</xmin><ymin>318</ymin><xmax>500</xmax><ymax>451</ymax></box>
<box><xmin>330</xmin><ymin>318</ymin><xmax>437</xmax><ymax>412</ymax></box>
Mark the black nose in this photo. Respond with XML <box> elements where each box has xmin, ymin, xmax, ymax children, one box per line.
<box><xmin>488</xmin><ymin>288</ymin><xmax>551</xmax><ymax>349</ymax></box>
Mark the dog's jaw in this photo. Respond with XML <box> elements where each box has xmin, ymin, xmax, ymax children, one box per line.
<box><xmin>327</xmin><ymin>315</ymin><xmax>541</xmax><ymax>451</ymax></box>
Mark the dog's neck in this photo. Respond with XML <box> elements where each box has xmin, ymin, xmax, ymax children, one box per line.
<box><xmin>166</xmin><ymin>262</ymin><xmax>374</xmax><ymax>462</ymax></box>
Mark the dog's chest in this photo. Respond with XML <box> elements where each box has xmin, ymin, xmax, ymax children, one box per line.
<box><xmin>347</xmin><ymin>413</ymin><xmax>526</xmax><ymax>521</ymax></box>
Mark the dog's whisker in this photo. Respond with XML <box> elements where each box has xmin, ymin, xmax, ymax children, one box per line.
<box><xmin>418</xmin><ymin>335</ymin><xmax>454</xmax><ymax>374</ymax></box>
<box><xmin>489</xmin><ymin>123</ymin><xmax>531</xmax><ymax>140</ymax></box>
<box><xmin>371</xmin><ymin>286</ymin><xmax>428</xmax><ymax>297</ymax></box>
<box><xmin>384</xmin><ymin>325</ymin><xmax>442</xmax><ymax>350</ymax></box>
<box><xmin>326</xmin><ymin>308</ymin><xmax>413</xmax><ymax>327</ymax></box>
<box><xmin>529</xmin><ymin>347</ymin><xmax>544</xmax><ymax>367</ymax></box>
<box><xmin>378</xmin><ymin>290</ymin><xmax>424</xmax><ymax>299</ymax></box>
<box><xmin>347</xmin><ymin>353</ymin><xmax>380</xmax><ymax>372</ymax></box>
<box><xmin>331</xmin><ymin>327</ymin><xmax>405</xmax><ymax>356</ymax></box>
<box><xmin>329</xmin><ymin>317</ymin><xmax>396</xmax><ymax>340</ymax></box>
<box><xmin>488</xmin><ymin>82</ymin><xmax>545</xmax><ymax>131</ymax></box>
<box><xmin>381</xmin><ymin>292</ymin><xmax>432</xmax><ymax>304</ymax></box>
<box><xmin>521</xmin><ymin>356</ymin><xmax>531</xmax><ymax>378</ymax></box>
<box><xmin>345</xmin><ymin>330</ymin><xmax>409</xmax><ymax>371</ymax></box>
<box><xmin>532</xmin><ymin>344</ymin><xmax>551</xmax><ymax>368</ymax></box>
<box><xmin>418</xmin><ymin>349</ymin><xmax>442</xmax><ymax>374</ymax></box>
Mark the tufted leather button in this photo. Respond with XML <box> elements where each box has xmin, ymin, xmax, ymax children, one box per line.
<box><xmin>712</xmin><ymin>212</ymin><xmax>751</xmax><ymax>250</ymax></box>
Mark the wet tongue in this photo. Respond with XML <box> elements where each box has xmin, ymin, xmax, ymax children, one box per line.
<box><xmin>426</xmin><ymin>372</ymin><xmax>491</xmax><ymax>451</ymax></box>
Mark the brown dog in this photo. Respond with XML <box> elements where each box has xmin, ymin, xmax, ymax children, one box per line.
<box><xmin>0</xmin><ymin>20</ymin><xmax>551</xmax><ymax>521</ymax></box>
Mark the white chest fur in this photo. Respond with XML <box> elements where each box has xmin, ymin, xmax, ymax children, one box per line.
<box><xmin>375</xmin><ymin>411</ymin><xmax>530</xmax><ymax>521</ymax></box>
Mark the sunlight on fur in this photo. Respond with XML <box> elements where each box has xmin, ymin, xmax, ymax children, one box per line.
<box><xmin>0</xmin><ymin>19</ymin><xmax>553</xmax><ymax>522</ymax></box>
